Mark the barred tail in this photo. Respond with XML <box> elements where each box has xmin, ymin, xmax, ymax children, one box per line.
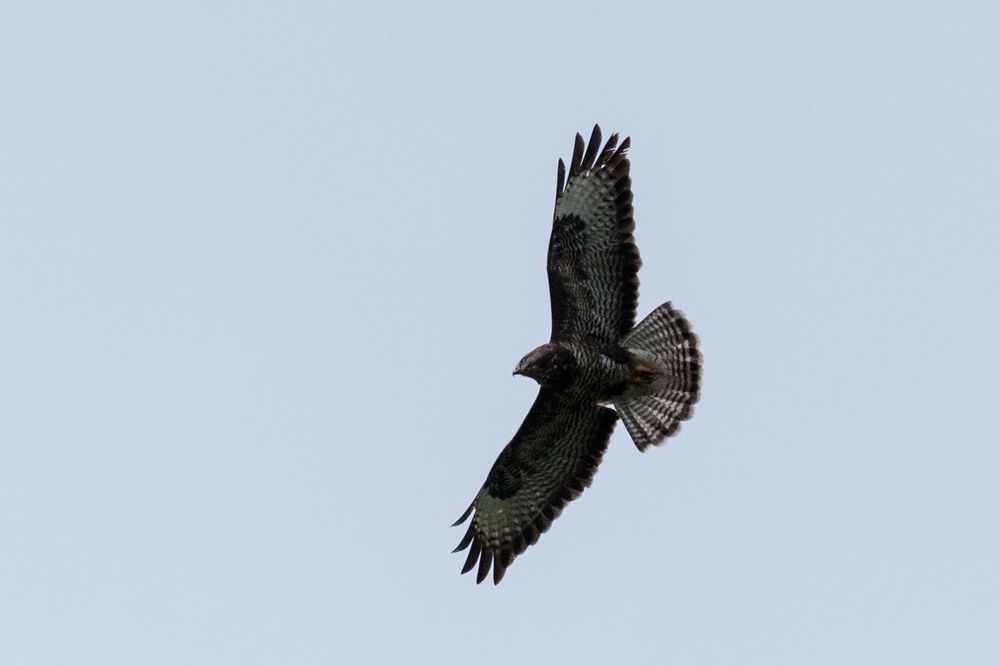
<box><xmin>614</xmin><ymin>301</ymin><xmax>702</xmax><ymax>451</ymax></box>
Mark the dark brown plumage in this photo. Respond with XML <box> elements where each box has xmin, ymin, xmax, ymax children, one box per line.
<box><xmin>453</xmin><ymin>126</ymin><xmax>702</xmax><ymax>584</ymax></box>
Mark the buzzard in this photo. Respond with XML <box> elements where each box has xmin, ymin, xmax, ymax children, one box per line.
<box><xmin>453</xmin><ymin>126</ymin><xmax>701</xmax><ymax>585</ymax></box>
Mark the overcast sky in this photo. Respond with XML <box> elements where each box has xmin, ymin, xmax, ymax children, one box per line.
<box><xmin>2</xmin><ymin>2</ymin><xmax>998</xmax><ymax>664</ymax></box>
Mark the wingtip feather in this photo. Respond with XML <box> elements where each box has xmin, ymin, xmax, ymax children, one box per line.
<box><xmin>461</xmin><ymin>539</ymin><xmax>481</xmax><ymax>574</ymax></box>
<box><xmin>476</xmin><ymin>549</ymin><xmax>492</xmax><ymax>584</ymax></box>
<box><xmin>492</xmin><ymin>551</ymin><xmax>509</xmax><ymax>585</ymax></box>
<box><xmin>451</xmin><ymin>502</ymin><xmax>474</xmax><ymax>527</ymax></box>
<box><xmin>580</xmin><ymin>125</ymin><xmax>602</xmax><ymax>172</ymax></box>
<box><xmin>452</xmin><ymin>524</ymin><xmax>475</xmax><ymax>553</ymax></box>
<box><xmin>569</xmin><ymin>133</ymin><xmax>585</xmax><ymax>176</ymax></box>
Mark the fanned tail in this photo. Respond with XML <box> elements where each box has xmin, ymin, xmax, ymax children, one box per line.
<box><xmin>614</xmin><ymin>301</ymin><xmax>701</xmax><ymax>451</ymax></box>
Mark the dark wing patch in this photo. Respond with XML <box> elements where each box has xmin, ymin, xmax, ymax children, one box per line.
<box><xmin>452</xmin><ymin>389</ymin><xmax>618</xmax><ymax>585</ymax></box>
<box><xmin>548</xmin><ymin>125</ymin><xmax>641</xmax><ymax>344</ymax></box>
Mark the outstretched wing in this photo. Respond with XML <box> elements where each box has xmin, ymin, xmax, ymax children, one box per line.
<box><xmin>452</xmin><ymin>389</ymin><xmax>618</xmax><ymax>585</ymax></box>
<box><xmin>548</xmin><ymin>125</ymin><xmax>641</xmax><ymax>344</ymax></box>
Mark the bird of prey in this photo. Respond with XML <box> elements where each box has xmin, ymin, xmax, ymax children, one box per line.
<box><xmin>453</xmin><ymin>125</ymin><xmax>702</xmax><ymax>585</ymax></box>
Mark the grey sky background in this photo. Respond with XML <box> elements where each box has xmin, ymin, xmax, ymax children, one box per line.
<box><xmin>2</xmin><ymin>2</ymin><xmax>998</xmax><ymax>664</ymax></box>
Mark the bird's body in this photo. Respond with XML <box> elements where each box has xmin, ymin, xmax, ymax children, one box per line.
<box><xmin>453</xmin><ymin>126</ymin><xmax>701</xmax><ymax>584</ymax></box>
<box><xmin>514</xmin><ymin>340</ymin><xmax>631</xmax><ymax>397</ymax></box>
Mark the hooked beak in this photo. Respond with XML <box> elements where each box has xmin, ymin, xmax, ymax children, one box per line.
<box><xmin>512</xmin><ymin>360</ymin><xmax>526</xmax><ymax>377</ymax></box>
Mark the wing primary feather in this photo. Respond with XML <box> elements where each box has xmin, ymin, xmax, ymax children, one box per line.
<box><xmin>596</xmin><ymin>133</ymin><xmax>619</xmax><ymax>167</ymax></box>
<box><xmin>476</xmin><ymin>549</ymin><xmax>493</xmax><ymax>584</ymax></box>
<box><xmin>492</xmin><ymin>552</ymin><xmax>508</xmax><ymax>585</ymax></box>
<box><xmin>461</xmin><ymin>539</ymin><xmax>481</xmax><ymax>574</ymax></box>
<box><xmin>556</xmin><ymin>158</ymin><xmax>566</xmax><ymax>197</ymax></box>
<box><xmin>580</xmin><ymin>124</ymin><xmax>602</xmax><ymax>172</ymax></box>
<box><xmin>451</xmin><ymin>502</ymin><xmax>474</xmax><ymax>527</ymax></box>
<box><xmin>611</xmin><ymin>136</ymin><xmax>631</xmax><ymax>162</ymax></box>
<box><xmin>569</xmin><ymin>133</ymin><xmax>584</xmax><ymax>176</ymax></box>
<box><xmin>452</xmin><ymin>525</ymin><xmax>475</xmax><ymax>553</ymax></box>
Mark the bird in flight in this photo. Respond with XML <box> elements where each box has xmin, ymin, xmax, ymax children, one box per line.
<box><xmin>453</xmin><ymin>125</ymin><xmax>701</xmax><ymax>585</ymax></box>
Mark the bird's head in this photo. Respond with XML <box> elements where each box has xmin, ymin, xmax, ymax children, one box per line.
<box><xmin>513</xmin><ymin>343</ymin><xmax>578</xmax><ymax>389</ymax></box>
